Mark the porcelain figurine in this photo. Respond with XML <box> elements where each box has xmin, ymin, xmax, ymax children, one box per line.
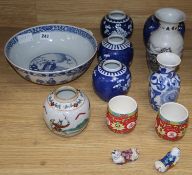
<box><xmin>155</xmin><ymin>147</ymin><xmax>180</xmax><ymax>173</ymax></box>
<box><xmin>143</xmin><ymin>12</ymin><xmax>185</xmax><ymax>46</ymax></box>
<box><xmin>92</xmin><ymin>60</ymin><xmax>131</xmax><ymax>101</ymax></box>
<box><xmin>43</xmin><ymin>86</ymin><xmax>90</xmax><ymax>137</ymax></box>
<box><xmin>100</xmin><ymin>10</ymin><xmax>133</xmax><ymax>38</ymax></box>
<box><xmin>146</xmin><ymin>8</ymin><xmax>185</xmax><ymax>73</ymax></box>
<box><xmin>98</xmin><ymin>34</ymin><xmax>133</xmax><ymax>67</ymax></box>
<box><xmin>149</xmin><ymin>52</ymin><xmax>181</xmax><ymax>111</ymax></box>
<box><xmin>112</xmin><ymin>148</ymin><xmax>139</xmax><ymax>165</ymax></box>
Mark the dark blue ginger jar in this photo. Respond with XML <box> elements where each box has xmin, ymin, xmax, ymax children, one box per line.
<box><xmin>98</xmin><ymin>34</ymin><xmax>133</xmax><ymax>67</ymax></box>
<box><xmin>149</xmin><ymin>52</ymin><xmax>181</xmax><ymax>111</ymax></box>
<box><xmin>100</xmin><ymin>10</ymin><xmax>133</xmax><ymax>38</ymax></box>
<box><xmin>92</xmin><ymin>60</ymin><xmax>131</xmax><ymax>101</ymax></box>
<box><xmin>143</xmin><ymin>9</ymin><xmax>185</xmax><ymax>46</ymax></box>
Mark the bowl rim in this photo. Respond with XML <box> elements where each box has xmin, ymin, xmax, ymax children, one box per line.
<box><xmin>4</xmin><ymin>24</ymin><xmax>97</xmax><ymax>74</ymax></box>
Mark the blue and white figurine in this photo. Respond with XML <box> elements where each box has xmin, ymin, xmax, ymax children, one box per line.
<box><xmin>92</xmin><ymin>60</ymin><xmax>131</xmax><ymax>101</ymax></box>
<box><xmin>100</xmin><ymin>10</ymin><xmax>133</xmax><ymax>38</ymax></box>
<box><xmin>143</xmin><ymin>9</ymin><xmax>185</xmax><ymax>46</ymax></box>
<box><xmin>155</xmin><ymin>147</ymin><xmax>181</xmax><ymax>173</ymax></box>
<box><xmin>98</xmin><ymin>34</ymin><xmax>133</xmax><ymax>67</ymax></box>
<box><xmin>149</xmin><ymin>52</ymin><xmax>181</xmax><ymax>111</ymax></box>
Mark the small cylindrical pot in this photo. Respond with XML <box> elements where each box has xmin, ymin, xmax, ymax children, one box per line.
<box><xmin>92</xmin><ymin>60</ymin><xmax>131</xmax><ymax>101</ymax></box>
<box><xmin>155</xmin><ymin>102</ymin><xmax>189</xmax><ymax>141</ymax></box>
<box><xmin>149</xmin><ymin>52</ymin><xmax>181</xmax><ymax>111</ymax></box>
<box><xmin>106</xmin><ymin>95</ymin><xmax>138</xmax><ymax>134</ymax></box>
<box><xmin>43</xmin><ymin>86</ymin><xmax>90</xmax><ymax>137</ymax></box>
<box><xmin>98</xmin><ymin>34</ymin><xmax>133</xmax><ymax>67</ymax></box>
<box><xmin>100</xmin><ymin>10</ymin><xmax>133</xmax><ymax>38</ymax></box>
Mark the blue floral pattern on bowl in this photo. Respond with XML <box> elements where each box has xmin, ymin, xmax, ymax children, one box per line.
<box><xmin>4</xmin><ymin>24</ymin><xmax>97</xmax><ymax>85</ymax></box>
<box><xmin>29</xmin><ymin>53</ymin><xmax>77</xmax><ymax>72</ymax></box>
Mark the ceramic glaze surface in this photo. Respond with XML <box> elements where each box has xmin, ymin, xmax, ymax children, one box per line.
<box><xmin>143</xmin><ymin>15</ymin><xmax>185</xmax><ymax>46</ymax></box>
<box><xmin>100</xmin><ymin>10</ymin><xmax>133</xmax><ymax>38</ymax></box>
<box><xmin>4</xmin><ymin>24</ymin><xmax>97</xmax><ymax>85</ymax></box>
<box><xmin>146</xmin><ymin>8</ymin><xmax>185</xmax><ymax>73</ymax></box>
<box><xmin>106</xmin><ymin>95</ymin><xmax>138</xmax><ymax>134</ymax></box>
<box><xmin>149</xmin><ymin>53</ymin><xmax>181</xmax><ymax>111</ymax></box>
<box><xmin>43</xmin><ymin>86</ymin><xmax>90</xmax><ymax>137</ymax></box>
<box><xmin>155</xmin><ymin>147</ymin><xmax>180</xmax><ymax>172</ymax></box>
<box><xmin>155</xmin><ymin>102</ymin><xmax>188</xmax><ymax>141</ymax></box>
<box><xmin>92</xmin><ymin>60</ymin><xmax>131</xmax><ymax>101</ymax></box>
<box><xmin>29</xmin><ymin>53</ymin><xmax>77</xmax><ymax>71</ymax></box>
<box><xmin>98</xmin><ymin>34</ymin><xmax>133</xmax><ymax>67</ymax></box>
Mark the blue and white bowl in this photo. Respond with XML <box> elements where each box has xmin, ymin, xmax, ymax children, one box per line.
<box><xmin>98</xmin><ymin>34</ymin><xmax>133</xmax><ymax>67</ymax></box>
<box><xmin>4</xmin><ymin>24</ymin><xmax>97</xmax><ymax>85</ymax></box>
<box><xmin>100</xmin><ymin>10</ymin><xmax>133</xmax><ymax>38</ymax></box>
<box><xmin>92</xmin><ymin>60</ymin><xmax>131</xmax><ymax>101</ymax></box>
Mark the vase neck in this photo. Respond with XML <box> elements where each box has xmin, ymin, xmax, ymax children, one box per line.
<box><xmin>159</xmin><ymin>65</ymin><xmax>176</xmax><ymax>73</ymax></box>
<box><xmin>159</xmin><ymin>21</ymin><xmax>179</xmax><ymax>31</ymax></box>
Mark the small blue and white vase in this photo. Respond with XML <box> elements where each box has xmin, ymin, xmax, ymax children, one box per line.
<box><xmin>149</xmin><ymin>52</ymin><xmax>181</xmax><ymax>111</ymax></box>
<box><xmin>92</xmin><ymin>60</ymin><xmax>131</xmax><ymax>101</ymax></box>
<box><xmin>143</xmin><ymin>9</ymin><xmax>185</xmax><ymax>46</ymax></box>
<box><xmin>100</xmin><ymin>10</ymin><xmax>133</xmax><ymax>38</ymax></box>
<box><xmin>98</xmin><ymin>34</ymin><xmax>133</xmax><ymax>67</ymax></box>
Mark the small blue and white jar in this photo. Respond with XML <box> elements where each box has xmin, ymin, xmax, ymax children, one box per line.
<box><xmin>92</xmin><ymin>60</ymin><xmax>131</xmax><ymax>101</ymax></box>
<box><xmin>100</xmin><ymin>10</ymin><xmax>133</xmax><ymax>38</ymax></box>
<box><xmin>149</xmin><ymin>52</ymin><xmax>181</xmax><ymax>111</ymax></box>
<box><xmin>98</xmin><ymin>34</ymin><xmax>133</xmax><ymax>67</ymax></box>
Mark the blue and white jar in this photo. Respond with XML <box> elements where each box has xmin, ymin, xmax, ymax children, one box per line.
<box><xmin>92</xmin><ymin>60</ymin><xmax>131</xmax><ymax>101</ymax></box>
<box><xmin>98</xmin><ymin>34</ymin><xmax>133</xmax><ymax>67</ymax></box>
<box><xmin>149</xmin><ymin>52</ymin><xmax>181</xmax><ymax>111</ymax></box>
<box><xmin>100</xmin><ymin>10</ymin><xmax>133</xmax><ymax>38</ymax></box>
<box><xmin>143</xmin><ymin>13</ymin><xmax>185</xmax><ymax>46</ymax></box>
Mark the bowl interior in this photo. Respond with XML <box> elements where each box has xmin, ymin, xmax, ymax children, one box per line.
<box><xmin>5</xmin><ymin>25</ymin><xmax>97</xmax><ymax>72</ymax></box>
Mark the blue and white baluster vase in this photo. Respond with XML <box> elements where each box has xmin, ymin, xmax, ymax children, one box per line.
<box><xmin>149</xmin><ymin>52</ymin><xmax>181</xmax><ymax>111</ymax></box>
<box><xmin>92</xmin><ymin>60</ymin><xmax>131</xmax><ymax>101</ymax></box>
<box><xmin>143</xmin><ymin>8</ymin><xmax>185</xmax><ymax>46</ymax></box>
<box><xmin>146</xmin><ymin>8</ymin><xmax>185</xmax><ymax>73</ymax></box>
<box><xmin>98</xmin><ymin>34</ymin><xmax>133</xmax><ymax>67</ymax></box>
<box><xmin>100</xmin><ymin>10</ymin><xmax>133</xmax><ymax>38</ymax></box>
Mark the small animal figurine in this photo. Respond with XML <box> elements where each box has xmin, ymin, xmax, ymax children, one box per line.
<box><xmin>155</xmin><ymin>147</ymin><xmax>181</xmax><ymax>173</ymax></box>
<box><xmin>111</xmin><ymin>148</ymin><xmax>139</xmax><ymax>165</ymax></box>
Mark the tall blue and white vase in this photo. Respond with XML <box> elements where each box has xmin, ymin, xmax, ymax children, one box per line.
<box><xmin>98</xmin><ymin>34</ymin><xmax>133</xmax><ymax>67</ymax></box>
<box><xmin>149</xmin><ymin>52</ymin><xmax>181</xmax><ymax>111</ymax></box>
<box><xmin>146</xmin><ymin>8</ymin><xmax>185</xmax><ymax>73</ymax></box>
<box><xmin>143</xmin><ymin>11</ymin><xmax>185</xmax><ymax>47</ymax></box>
<box><xmin>100</xmin><ymin>10</ymin><xmax>133</xmax><ymax>38</ymax></box>
<box><xmin>92</xmin><ymin>60</ymin><xmax>131</xmax><ymax>101</ymax></box>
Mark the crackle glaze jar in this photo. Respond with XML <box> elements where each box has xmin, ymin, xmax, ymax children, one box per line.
<box><xmin>98</xmin><ymin>34</ymin><xmax>133</xmax><ymax>67</ymax></box>
<box><xmin>100</xmin><ymin>10</ymin><xmax>133</xmax><ymax>38</ymax></box>
<box><xmin>43</xmin><ymin>86</ymin><xmax>90</xmax><ymax>137</ymax></box>
<box><xmin>146</xmin><ymin>8</ymin><xmax>185</xmax><ymax>73</ymax></box>
<box><xmin>143</xmin><ymin>9</ymin><xmax>185</xmax><ymax>46</ymax></box>
<box><xmin>149</xmin><ymin>52</ymin><xmax>181</xmax><ymax>111</ymax></box>
<box><xmin>92</xmin><ymin>60</ymin><xmax>131</xmax><ymax>101</ymax></box>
